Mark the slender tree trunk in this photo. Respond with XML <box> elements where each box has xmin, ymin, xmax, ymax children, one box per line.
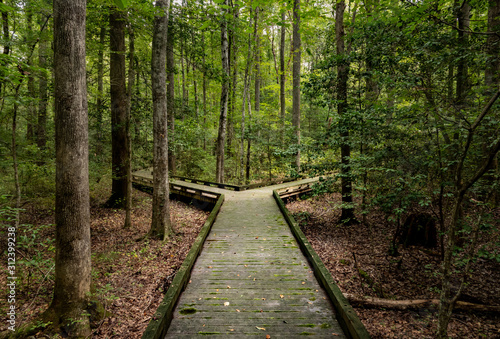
<box><xmin>124</xmin><ymin>24</ymin><xmax>135</xmax><ymax>229</ymax></box>
<box><xmin>1</xmin><ymin>0</ymin><xmax>9</xmax><ymax>97</ymax></box>
<box><xmin>484</xmin><ymin>0</ymin><xmax>500</xmax><ymax>206</ymax></box>
<box><xmin>336</xmin><ymin>0</ymin><xmax>355</xmax><ymax>224</ymax></box>
<box><xmin>108</xmin><ymin>7</ymin><xmax>129</xmax><ymax>208</ymax></box>
<box><xmin>246</xmin><ymin>89</ymin><xmax>252</xmax><ymax>182</ymax></box>
<box><xmin>456</xmin><ymin>1</ymin><xmax>470</xmax><ymax>107</ymax></box>
<box><xmin>150</xmin><ymin>0</ymin><xmax>173</xmax><ymax>240</ymax></box>
<box><xmin>167</xmin><ymin>13</ymin><xmax>176</xmax><ymax>175</ymax></box>
<box><xmin>216</xmin><ymin>0</ymin><xmax>230</xmax><ymax>183</ymax></box>
<box><xmin>49</xmin><ymin>0</ymin><xmax>91</xmax><ymax>335</ymax></box>
<box><xmin>26</xmin><ymin>8</ymin><xmax>36</xmax><ymax>142</ymax></box>
<box><xmin>240</xmin><ymin>27</ymin><xmax>254</xmax><ymax>183</ymax></box>
<box><xmin>95</xmin><ymin>26</ymin><xmax>105</xmax><ymax>156</ymax></box>
<box><xmin>37</xmin><ymin>26</ymin><xmax>49</xmax><ymax>150</ymax></box>
<box><xmin>254</xmin><ymin>7</ymin><xmax>261</xmax><ymax>114</ymax></box>
<box><xmin>292</xmin><ymin>0</ymin><xmax>301</xmax><ymax>172</ymax></box>
<box><xmin>202</xmin><ymin>31</ymin><xmax>207</xmax><ymax>151</ymax></box>
<box><xmin>486</xmin><ymin>0</ymin><xmax>500</xmax><ymax>88</ymax></box>
<box><xmin>280</xmin><ymin>8</ymin><xmax>286</xmax><ymax>141</ymax></box>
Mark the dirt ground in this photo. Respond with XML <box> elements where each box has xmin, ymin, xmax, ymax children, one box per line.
<box><xmin>0</xmin><ymin>189</ymin><xmax>209</xmax><ymax>338</ymax></box>
<box><xmin>287</xmin><ymin>193</ymin><xmax>500</xmax><ymax>338</ymax></box>
<box><xmin>1</xmin><ymin>188</ymin><xmax>499</xmax><ymax>338</ymax></box>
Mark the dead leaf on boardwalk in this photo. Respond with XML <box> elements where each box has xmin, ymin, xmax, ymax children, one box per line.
<box><xmin>266</xmin><ymin>335</ymin><xmax>271</xmax><ymax>339</ymax></box>
<box><xmin>227</xmin><ymin>285</ymin><xmax>231</xmax><ymax>289</ymax></box>
<box><xmin>280</xmin><ymin>295</ymin><xmax>284</xmax><ymax>299</ymax></box>
<box><xmin>332</xmin><ymin>333</ymin><xmax>339</xmax><ymax>336</ymax></box>
<box><xmin>261</xmin><ymin>298</ymin><xmax>266</xmax><ymax>300</ymax></box>
<box><xmin>256</xmin><ymin>326</ymin><xmax>266</xmax><ymax>331</ymax></box>
<box><xmin>302</xmin><ymin>282</ymin><xmax>305</xmax><ymax>285</ymax></box>
<box><xmin>229</xmin><ymin>329</ymin><xmax>234</xmax><ymax>332</ymax></box>
<box><xmin>236</xmin><ymin>309</ymin><xmax>240</xmax><ymax>312</ymax></box>
<box><xmin>224</xmin><ymin>302</ymin><xmax>230</xmax><ymax>306</ymax></box>
<box><xmin>208</xmin><ymin>266</ymin><xmax>213</xmax><ymax>268</ymax></box>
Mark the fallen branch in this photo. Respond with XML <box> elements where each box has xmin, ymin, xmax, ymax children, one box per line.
<box><xmin>345</xmin><ymin>294</ymin><xmax>500</xmax><ymax>313</ymax></box>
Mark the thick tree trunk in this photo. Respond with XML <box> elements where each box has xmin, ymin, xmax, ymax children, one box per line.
<box><xmin>292</xmin><ymin>0</ymin><xmax>301</xmax><ymax>172</ymax></box>
<box><xmin>280</xmin><ymin>9</ymin><xmax>286</xmax><ymax>141</ymax></box>
<box><xmin>108</xmin><ymin>7</ymin><xmax>130</xmax><ymax>208</ymax></box>
<box><xmin>216</xmin><ymin>0</ymin><xmax>229</xmax><ymax>184</ymax></box>
<box><xmin>150</xmin><ymin>0</ymin><xmax>173</xmax><ymax>240</ymax></box>
<box><xmin>167</xmin><ymin>14</ymin><xmax>176</xmax><ymax>175</ymax></box>
<box><xmin>336</xmin><ymin>1</ymin><xmax>356</xmax><ymax>225</ymax></box>
<box><xmin>49</xmin><ymin>0</ymin><xmax>91</xmax><ymax>335</ymax></box>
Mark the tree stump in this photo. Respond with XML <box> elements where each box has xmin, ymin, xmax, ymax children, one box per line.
<box><xmin>400</xmin><ymin>213</ymin><xmax>437</xmax><ymax>248</ymax></box>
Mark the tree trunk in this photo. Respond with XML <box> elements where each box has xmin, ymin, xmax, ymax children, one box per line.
<box><xmin>292</xmin><ymin>0</ymin><xmax>301</xmax><ymax>172</ymax></box>
<box><xmin>336</xmin><ymin>0</ymin><xmax>356</xmax><ymax>225</ymax></box>
<box><xmin>1</xmin><ymin>0</ymin><xmax>9</xmax><ymax>97</ymax></box>
<box><xmin>240</xmin><ymin>23</ymin><xmax>254</xmax><ymax>183</ymax></box>
<box><xmin>150</xmin><ymin>0</ymin><xmax>173</xmax><ymax>241</ymax></box>
<box><xmin>49</xmin><ymin>0</ymin><xmax>91</xmax><ymax>335</ymax></box>
<box><xmin>216</xmin><ymin>0</ymin><xmax>229</xmax><ymax>184</ymax></box>
<box><xmin>26</xmin><ymin>8</ymin><xmax>35</xmax><ymax>142</ymax></box>
<box><xmin>485</xmin><ymin>0</ymin><xmax>500</xmax><ymax>88</ymax></box>
<box><xmin>108</xmin><ymin>7</ymin><xmax>129</xmax><ymax>208</ymax></box>
<box><xmin>280</xmin><ymin>9</ymin><xmax>286</xmax><ymax>141</ymax></box>
<box><xmin>95</xmin><ymin>26</ymin><xmax>105</xmax><ymax>156</ymax></box>
<box><xmin>345</xmin><ymin>294</ymin><xmax>500</xmax><ymax>313</ymax></box>
<box><xmin>202</xmin><ymin>31</ymin><xmax>207</xmax><ymax>151</ymax></box>
<box><xmin>167</xmin><ymin>13</ymin><xmax>176</xmax><ymax>175</ymax></box>
<box><xmin>37</xmin><ymin>26</ymin><xmax>49</xmax><ymax>150</ymax></box>
<box><xmin>124</xmin><ymin>23</ymin><xmax>135</xmax><ymax>229</ymax></box>
<box><xmin>254</xmin><ymin>7</ymin><xmax>261</xmax><ymax>114</ymax></box>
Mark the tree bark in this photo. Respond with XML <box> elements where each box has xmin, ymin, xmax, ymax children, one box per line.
<box><xmin>95</xmin><ymin>25</ymin><xmax>106</xmax><ymax>156</ymax></box>
<box><xmin>345</xmin><ymin>294</ymin><xmax>500</xmax><ymax>313</ymax></box>
<box><xmin>150</xmin><ymin>0</ymin><xmax>173</xmax><ymax>240</ymax></box>
<box><xmin>292</xmin><ymin>0</ymin><xmax>301</xmax><ymax>172</ymax></box>
<box><xmin>216</xmin><ymin>0</ymin><xmax>230</xmax><ymax>183</ymax></box>
<box><xmin>0</xmin><ymin>0</ymin><xmax>9</xmax><ymax>97</ymax></box>
<box><xmin>280</xmin><ymin>8</ymin><xmax>286</xmax><ymax>141</ymax></box>
<box><xmin>167</xmin><ymin>13</ymin><xmax>176</xmax><ymax>175</ymax></box>
<box><xmin>37</xmin><ymin>25</ymin><xmax>49</xmax><ymax>150</ymax></box>
<box><xmin>125</xmin><ymin>23</ymin><xmax>135</xmax><ymax>229</ymax></box>
<box><xmin>49</xmin><ymin>0</ymin><xmax>91</xmax><ymax>335</ymax></box>
<box><xmin>26</xmin><ymin>8</ymin><xmax>35</xmax><ymax>142</ymax></box>
<box><xmin>485</xmin><ymin>0</ymin><xmax>500</xmax><ymax>88</ymax></box>
<box><xmin>336</xmin><ymin>0</ymin><xmax>356</xmax><ymax>225</ymax></box>
<box><xmin>108</xmin><ymin>7</ymin><xmax>130</xmax><ymax>208</ymax></box>
<box><xmin>254</xmin><ymin>7</ymin><xmax>261</xmax><ymax>114</ymax></box>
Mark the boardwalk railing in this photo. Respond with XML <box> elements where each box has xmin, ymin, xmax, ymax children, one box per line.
<box><xmin>273</xmin><ymin>189</ymin><xmax>371</xmax><ymax>339</ymax></box>
<box><xmin>133</xmin><ymin>168</ymin><xmax>302</xmax><ymax>192</ymax></box>
<box><xmin>142</xmin><ymin>194</ymin><xmax>225</xmax><ymax>339</ymax></box>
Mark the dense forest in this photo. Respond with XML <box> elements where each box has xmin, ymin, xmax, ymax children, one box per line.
<box><xmin>0</xmin><ymin>0</ymin><xmax>499</xmax><ymax>338</ymax></box>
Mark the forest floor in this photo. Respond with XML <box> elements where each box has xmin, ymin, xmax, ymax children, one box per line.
<box><xmin>2</xmin><ymin>185</ymin><xmax>499</xmax><ymax>338</ymax></box>
<box><xmin>287</xmin><ymin>193</ymin><xmax>500</xmax><ymax>338</ymax></box>
<box><xmin>0</xmin><ymin>187</ymin><xmax>209</xmax><ymax>338</ymax></box>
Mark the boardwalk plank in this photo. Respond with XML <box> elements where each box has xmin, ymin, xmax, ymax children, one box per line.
<box><xmin>162</xmin><ymin>183</ymin><xmax>347</xmax><ymax>338</ymax></box>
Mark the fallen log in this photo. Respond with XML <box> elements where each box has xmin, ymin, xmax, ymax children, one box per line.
<box><xmin>345</xmin><ymin>294</ymin><xmax>500</xmax><ymax>313</ymax></box>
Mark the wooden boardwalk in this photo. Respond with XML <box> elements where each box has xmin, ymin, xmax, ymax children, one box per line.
<box><xmin>134</xmin><ymin>171</ymin><xmax>351</xmax><ymax>337</ymax></box>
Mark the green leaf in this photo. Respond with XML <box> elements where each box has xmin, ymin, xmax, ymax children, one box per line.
<box><xmin>0</xmin><ymin>3</ymin><xmax>15</xmax><ymax>12</ymax></box>
<box><xmin>113</xmin><ymin>0</ymin><xmax>130</xmax><ymax>10</ymax></box>
<box><xmin>200</xmin><ymin>21</ymin><xmax>210</xmax><ymax>31</ymax></box>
